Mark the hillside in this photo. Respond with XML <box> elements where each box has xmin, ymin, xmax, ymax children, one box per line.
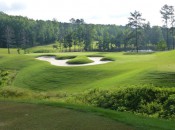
<box><xmin>0</xmin><ymin>48</ymin><xmax>175</xmax><ymax>129</ymax></box>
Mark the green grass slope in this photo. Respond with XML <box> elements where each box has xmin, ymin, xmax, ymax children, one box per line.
<box><xmin>0</xmin><ymin>48</ymin><xmax>20</xmax><ymax>54</ymax></box>
<box><xmin>66</xmin><ymin>55</ymin><xmax>94</xmax><ymax>64</ymax></box>
<box><xmin>27</xmin><ymin>43</ymin><xmax>60</xmax><ymax>53</ymax></box>
<box><xmin>1</xmin><ymin>50</ymin><xmax>175</xmax><ymax>92</ymax></box>
<box><xmin>1</xmin><ymin>49</ymin><xmax>175</xmax><ymax>129</ymax></box>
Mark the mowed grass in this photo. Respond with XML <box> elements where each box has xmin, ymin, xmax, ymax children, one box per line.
<box><xmin>27</xmin><ymin>42</ymin><xmax>85</xmax><ymax>53</ymax></box>
<box><xmin>28</xmin><ymin>43</ymin><xmax>60</xmax><ymax>53</ymax></box>
<box><xmin>0</xmin><ymin>102</ymin><xmax>134</xmax><ymax>130</ymax></box>
<box><xmin>0</xmin><ymin>48</ymin><xmax>19</xmax><ymax>54</ymax></box>
<box><xmin>1</xmin><ymin>50</ymin><xmax>175</xmax><ymax>92</ymax></box>
<box><xmin>66</xmin><ymin>55</ymin><xmax>94</xmax><ymax>64</ymax></box>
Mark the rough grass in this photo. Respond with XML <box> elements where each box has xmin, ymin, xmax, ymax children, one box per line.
<box><xmin>66</xmin><ymin>55</ymin><xmax>94</xmax><ymax>64</ymax></box>
<box><xmin>0</xmin><ymin>102</ymin><xmax>134</xmax><ymax>130</ymax></box>
<box><xmin>0</xmin><ymin>101</ymin><xmax>175</xmax><ymax>130</ymax></box>
<box><xmin>0</xmin><ymin>48</ymin><xmax>20</xmax><ymax>54</ymax></box>
<box><xmin>123</xmin><ymin>52</ymin><xmax>155</xmax><ymax>55</ymax></box>
<box><xmin>27</xmin><ymin>43</ymin><xmax>60</xmax><ymax>53</ymax></box>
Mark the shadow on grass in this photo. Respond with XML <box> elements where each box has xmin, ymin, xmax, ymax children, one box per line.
<box><xmin>143</xmin><ymin>72</ymin><xmax>175</xmax><ymax>87</ymax></box>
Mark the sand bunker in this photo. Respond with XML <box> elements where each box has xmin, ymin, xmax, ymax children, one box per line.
<box><xmin>36</xmin><ymin>56</ymin><xmax>111</xmax><ymax>66</ymax></box>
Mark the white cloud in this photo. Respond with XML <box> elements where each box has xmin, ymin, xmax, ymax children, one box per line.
<box><xmin>0</xmin><ymin>0</ymin><xmax>175</xmax><ymax>26</ymax></box>
<box><xmin>0</xmin><ymin>0</ymin><xmax>26</xmax><ymax>12</ymax></box>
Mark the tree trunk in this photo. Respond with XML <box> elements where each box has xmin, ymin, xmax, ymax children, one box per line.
<box><xmin>69</xmin><ymin>47</ymin><xmax>71</xmax><ymax>52</ymax></box>
<box><xmin>167</xmin><ymin>27</ymin><xmax>169</xmax><ymax>49</ymax></box>
<box><xmin>136</xmin><ymin>27</ymin><xmax>138</xmax><ymax>53</ymax></box>
<box><xmin>74</xmin><ymin>42</ymin><xmax>76</xmax><ymax>52</ymax></box>
<box><xmin>172</xmin><ymin>28</ymin><xmax>174</xmax><ymax>50</ymax></box>
<box><xmin>7</xmin><ymin>44</ymin><xmax>10</xmax><ymax>54</ymax></box>
<box><xmin>166</xmin><ymin>21</ymin><xmax>169</xmax><ymax>50</ymax></box>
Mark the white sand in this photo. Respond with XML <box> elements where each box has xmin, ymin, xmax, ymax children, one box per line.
<box><xmin>36</xmin><ymin>56</ymin><xmax>111</xmax><ymax>67</ymax></box>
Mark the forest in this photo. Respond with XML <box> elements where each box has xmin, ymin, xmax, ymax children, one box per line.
<box><xmin>0</xmin><ymin>4</ymin><xmax>174</xmax><ymax>52</ymax></box>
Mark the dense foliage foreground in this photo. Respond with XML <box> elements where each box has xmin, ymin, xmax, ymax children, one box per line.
<box><xmin>74</xmin><ymin>87</ymin><xmax>175</xmax><ymax>118</ymax></box>
<box><xmin>0</xmin><ymin>49</ymin><xmax>175</xmax><ymax>129</ymax></box>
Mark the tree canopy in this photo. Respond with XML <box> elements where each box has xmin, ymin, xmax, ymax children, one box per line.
<box><xmin>0</xmin><ymin>9</ymin><xmax>175</xmax><ymax>53</ymax></box>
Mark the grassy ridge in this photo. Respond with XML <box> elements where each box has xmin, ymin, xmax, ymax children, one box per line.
<box><xmin>55</xmin><ymin>55</ymin><xmax>76</xmax><ymax>60</ymax></box>
<box><xmin>1</xmin><ymin>51</ymin><xmax>175</xmax><ymax>92</ymax></box>
<box><xmin>100</xmin><ymin>56</ymin><xmax>115</xmax><ymax>61</ymax></box>
<box><xmin>27</xmin><ymin>43</ymin><xmax>60</xmax><ymax>53</ymax></box>
<box><xmin>66</xmin><ymin>55</ymin><xmax>94</xmax><ymax>64</ymax></box>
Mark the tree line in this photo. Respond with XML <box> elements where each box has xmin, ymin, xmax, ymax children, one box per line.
<box><xmin>0</xmin><ymin>4</ymin><xmax>174</xmax><ymax>53</ymax></box>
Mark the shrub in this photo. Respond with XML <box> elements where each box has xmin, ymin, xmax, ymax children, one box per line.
<box><xmin>33</xmin><ymin>50</ymin><xmax>54</xmax><ymax>53</ymax></box>
<box><xmin>139</xmin><ymin>102</ymin><xmax>163</xmax><ymax>115</ymax></box>
<box><xmin>0</xmin><ymin>87</ymin><xmax>28</xmax><ymax>98</ymax></box>
<box><xmin>161</xmin><ymin>94</ymin><xmax>175</xmax><ymax>118</ymax></box>
<box><xmin>0</xmin><ymin>70</ymin><xmax>17</xmax><ymax>86</ymax></box>
<box><xmin>53</xmin><ymin>45</ymin><xmax>58</xmax><ymax>49</ymax></box>
<box><xmin>75</xmin><ymin>87</ymin><xmax>175</xmax><ymax>119</ymax></box>
<box><xmin>157</xmin><ymin>40</ymin><xmax>167</xmax><ymax>51</ymax></box>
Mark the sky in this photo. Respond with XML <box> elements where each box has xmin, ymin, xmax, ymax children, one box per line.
<box><xmin>0</xmin><ymin>0</ymin><xmax>175</xmax><ymax>26</ymax></box>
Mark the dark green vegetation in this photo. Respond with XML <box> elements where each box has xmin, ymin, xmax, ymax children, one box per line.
<box><xmin>66</xmin><ymin>55</ymin><xmax>94</xmax><ymax>64</ymax></box>
<box><xmin>75</xmin><ymin>87</ymin><xmax>175</xmax><ymax>118</ymax></box>
<box><xmin>0</xmin><ymin>4</ymin><xmax>175</xmax><ymax>54</ymax></box>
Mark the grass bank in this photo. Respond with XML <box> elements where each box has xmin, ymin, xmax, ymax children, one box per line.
<box><xmin>66</xmin><ymin>55</ymin><xmax>94</xmax><ymax>64</ymax></box>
